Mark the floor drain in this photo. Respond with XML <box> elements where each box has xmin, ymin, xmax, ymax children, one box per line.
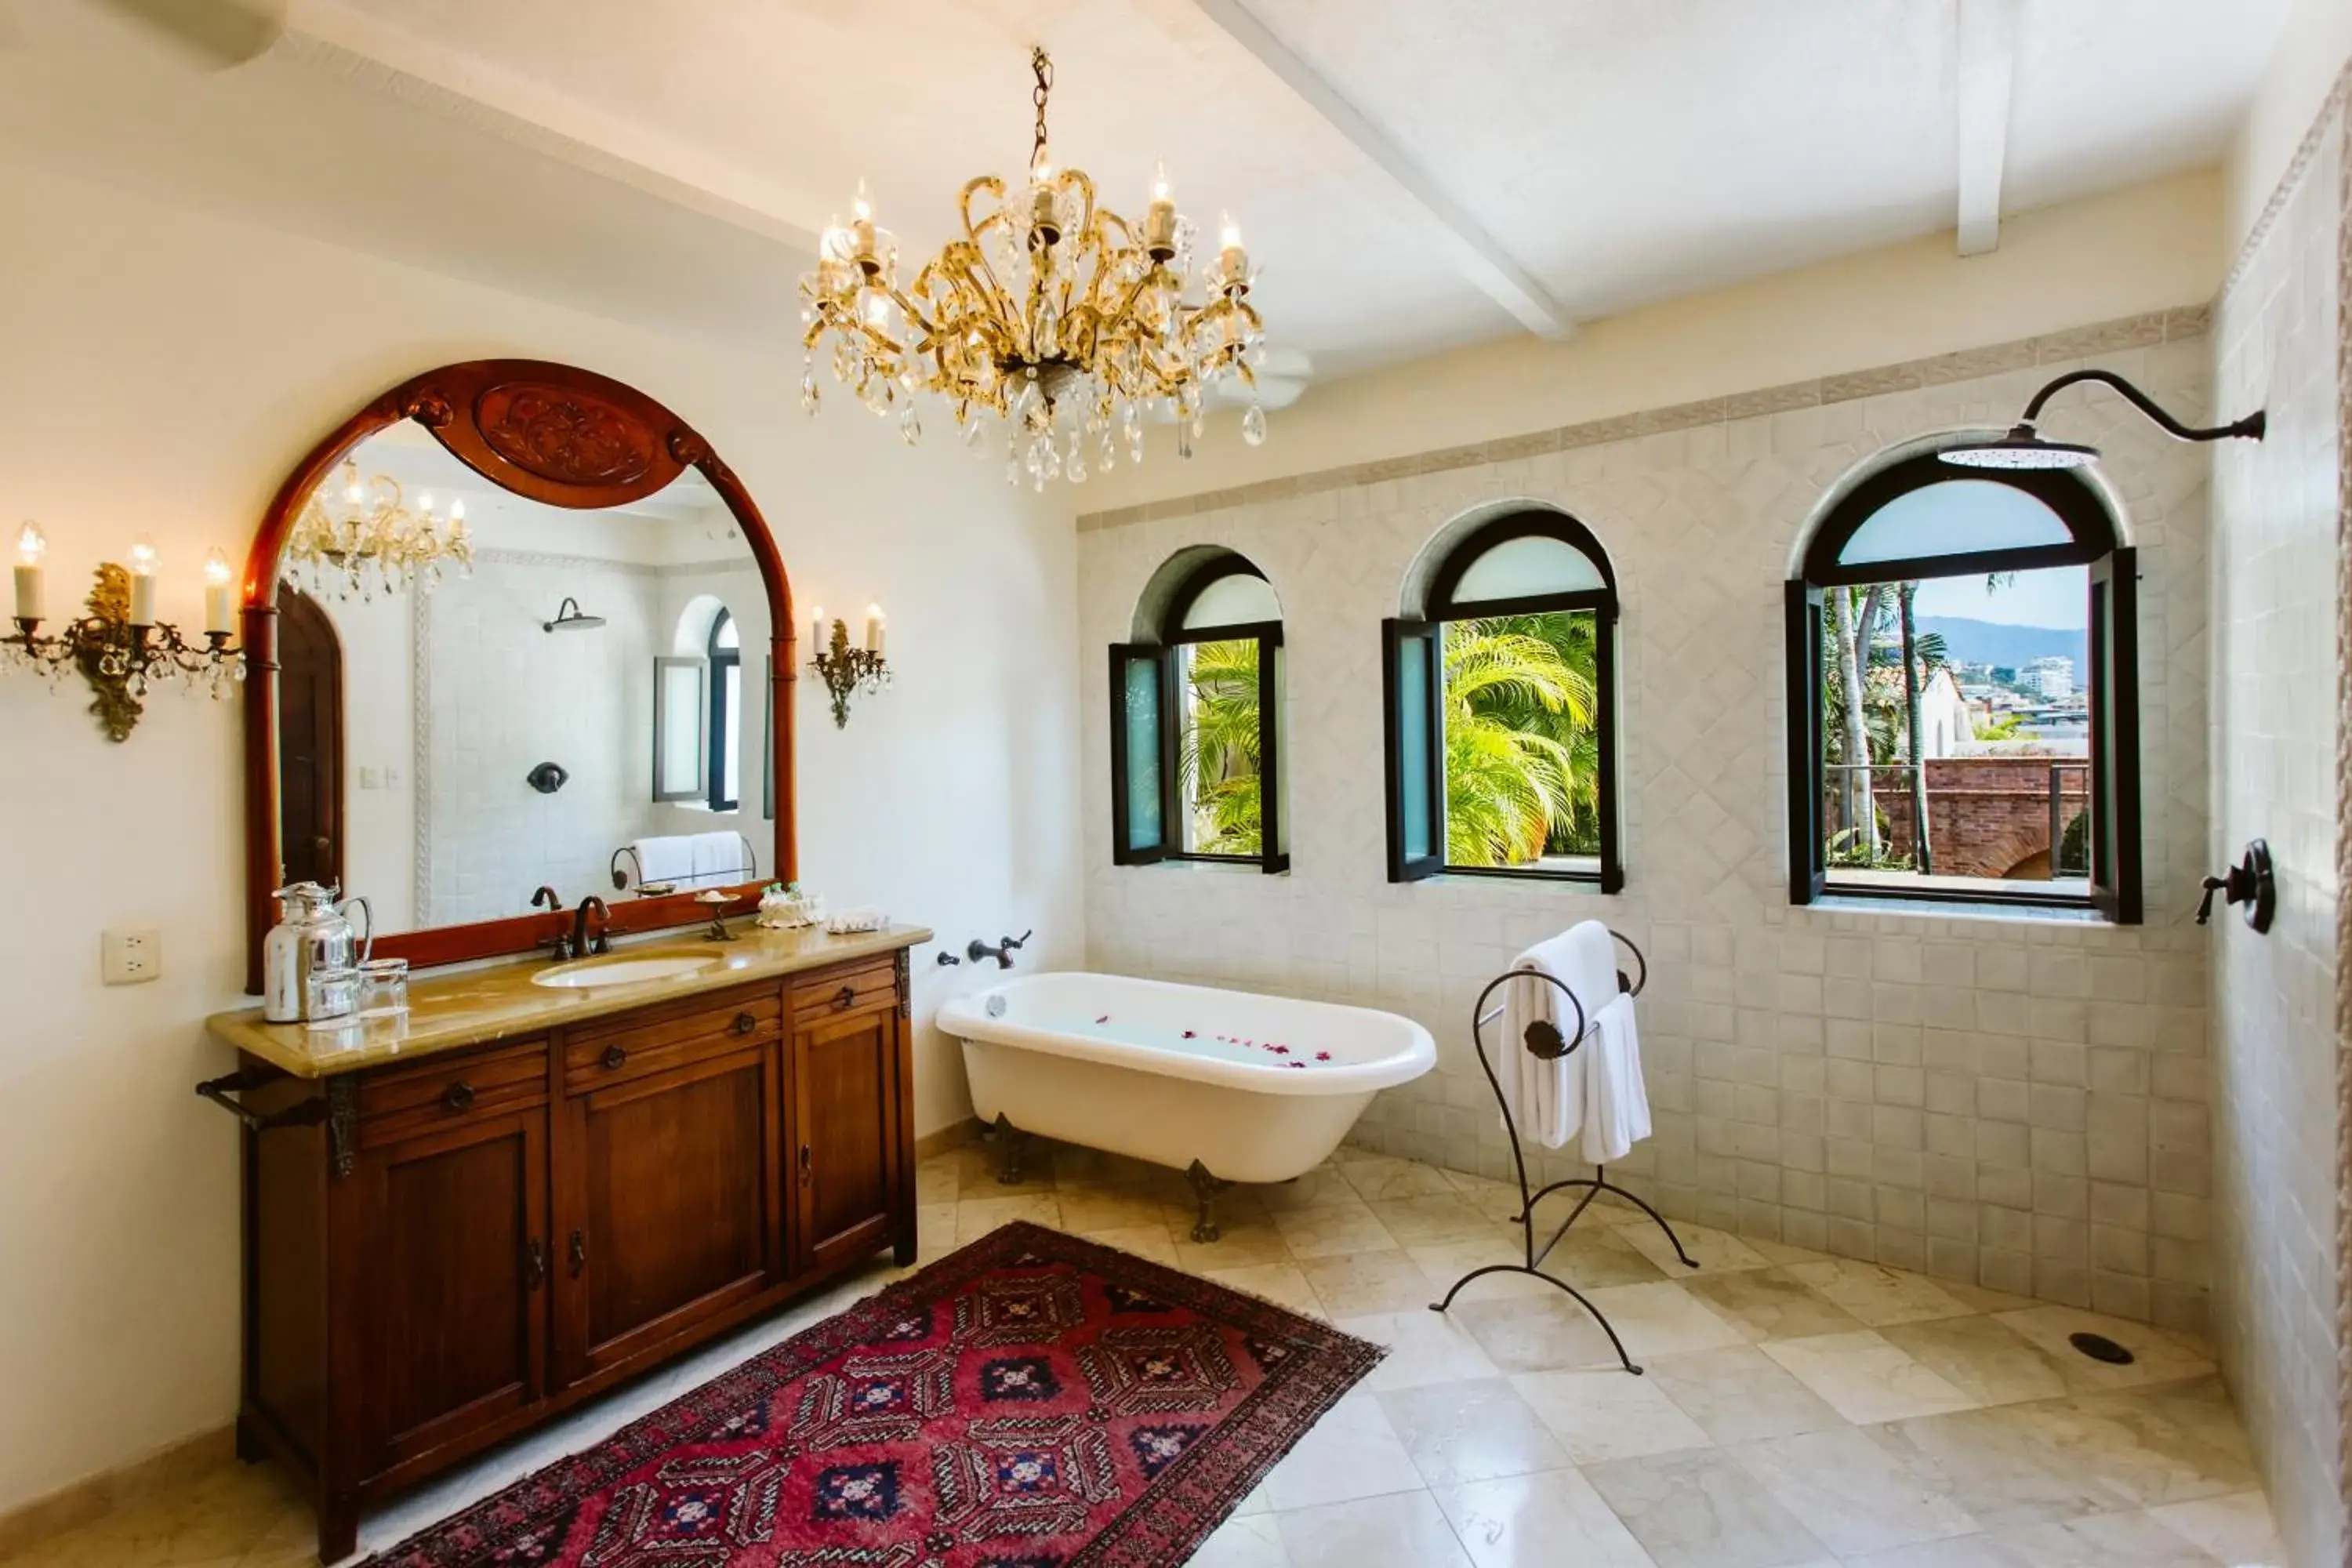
<box><xmin>2069</xmin><ymin>1330</ymin><xmax>2135</xmax><ymax>1365</ymax></box>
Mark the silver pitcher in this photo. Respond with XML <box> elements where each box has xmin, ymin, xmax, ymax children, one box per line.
<box><xmin>262</xmin><ymin>882</ymin><xmax>373</xmax><ymax>1024</ymax></box>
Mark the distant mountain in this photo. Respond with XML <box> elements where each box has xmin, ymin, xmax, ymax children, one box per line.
<box><xmin>1916</xmin><ymin>616</ymin><xmax>2087</xmax><ymax>673</ymax></box>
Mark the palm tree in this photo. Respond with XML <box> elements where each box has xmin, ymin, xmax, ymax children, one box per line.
<box><xmin>1171</xmin><ymin>616</ymin><xmax>1604</xmax><ymax>868</ymax></box>
<box><xmin>1176</xmin><ymin>638</ymin><xmax>1264</xmax><ymax>854</ymax></box>
<box><xmin>1442</xmin><ymin>617</ymin><xmax>1596</xmax><ymax>867</ymax></box>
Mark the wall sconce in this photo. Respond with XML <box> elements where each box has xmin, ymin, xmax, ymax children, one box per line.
<box><xmin>4</xmin><ymin>524</ymin><xmax>245</xmax><ymax>741</ymax></box>
<box><xmin>808</xmin><ymin>601</ymin><xmax>890</xmax><ymax>728</ymax></box>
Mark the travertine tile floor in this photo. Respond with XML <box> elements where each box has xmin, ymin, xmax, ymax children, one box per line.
<box><xmin>0</xmin><ymin>1142</ymin><xmax>2285</xmax><ymax>1568</ymax></box>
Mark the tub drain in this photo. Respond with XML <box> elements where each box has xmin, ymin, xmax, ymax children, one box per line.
<box><xmin>2068</xmin><ymin>1331</ymin><xmax>2135</xmax><ymax>1365</ymax></box>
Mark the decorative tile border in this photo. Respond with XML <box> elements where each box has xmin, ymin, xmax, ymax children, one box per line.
<box><xmin>1076</xmin><ymin>307</ymin><xmax>2210</xmax><ymax>533</ymax></box>
<box><xmin>2223</xmin><ymin>55</ymin><xmax>2352</xmax><ymax>307</ymax></box>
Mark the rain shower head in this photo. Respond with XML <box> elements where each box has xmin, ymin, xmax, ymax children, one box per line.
<box><xmin>543</xmin><ymin>597</ymin><xmax>606</xmax><ymax>633</ymax></box>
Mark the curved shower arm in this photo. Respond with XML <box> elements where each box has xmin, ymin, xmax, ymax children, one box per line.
<box><xmin>2016</xmin><ymin>369</ymin><xmax>2265</xmax><ymax>445</ymax></box>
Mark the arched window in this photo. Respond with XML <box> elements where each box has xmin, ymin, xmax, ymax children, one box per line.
<box><xmin>707</xmin><ymin>608</ymin><xmax>742</xmax><ymax>812</ymax></box>
<box><xmin>1384</xmin><ymin>510</ymin><xmax>1621</xmax><ymax>889</ymax></box>
<box><xmin>1787</xmin><ymin>449</ymin><xmax>2139</xmax><ymax>920</ymax></box>
<box><xmin>1110</xmin><ymin>550</ymin><xmax>1287</xmax><ymax>873</ymax></box>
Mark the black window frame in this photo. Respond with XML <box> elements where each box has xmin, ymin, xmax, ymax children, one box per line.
<box><xmin>1384</xmin><ymin>510</ymin><xmax>1624</xmax><ymax>892</ymax></box>
<box><xmin>1786</xmin><ymin>450</ymin><xmax>2140</xmax><ymax>921</ymax></box>
<box><xmin>1109</xmin><ymin>554</ymin><xmax>1289</xmax><ymax>875</ymax></box>
<box><xmin>706</xmin><ymin>608</ymin><xmax>741</xmax><ymax>813</ymax></box>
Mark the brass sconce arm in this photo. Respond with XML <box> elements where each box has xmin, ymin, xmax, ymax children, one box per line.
<box><xmin>809</xmin><ymin>616</ymin><xmax>891</xmax><ymax>728</ymax></box>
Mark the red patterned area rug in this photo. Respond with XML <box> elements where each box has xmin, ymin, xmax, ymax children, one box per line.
<box><xmin>366</xmin><ymin>1221</ymin><xmax>1381</xmax><ymax>1567</ymax></box>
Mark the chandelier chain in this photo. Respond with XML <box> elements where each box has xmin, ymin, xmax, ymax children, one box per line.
<box><xmin>1030</xmin><ymin>46</ymin><xmax>1053</xmax><ymax>172</ymax></box>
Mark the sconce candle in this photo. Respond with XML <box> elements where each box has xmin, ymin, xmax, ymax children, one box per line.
<box><xmin>865</xmin><ymin>604</ymin><xmax>884</xmax><ymax>655</ymax></box>
<box><xmin>126</xmin><ymin>535</ymin><xmax>158</xmax><ymax>628</ymax></box>
<box><xmin>13</xmin><ymin>522</ymin><xmax>44</xmax><ymax>623</ymax></box>
<box><xmin>810</xmin><ymin>604</ymin><xmax>825</xmax><ymax>650</ymax></box>
<box><xmin>204</xmin><ymin>548</ymin><xmax>234</xmax><ymax>636</ymax></box>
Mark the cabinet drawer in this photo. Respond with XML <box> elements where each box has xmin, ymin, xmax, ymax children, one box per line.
<box><xmin>563</xmin><ymin>982</ymin><xmax>782</xmax><ymax>1093</ymax></box>
<box><xmin>790</xmin><ymin>960</ymin><xmax>898</xmax><ymax>1021</ymax></box>
<box><xmin>357</xmin><ymin>1040</ymin><xmax>548</xmax><ymax>1132</ymax></box>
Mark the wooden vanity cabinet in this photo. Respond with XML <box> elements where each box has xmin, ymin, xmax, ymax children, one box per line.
<box><xmin>232</xmin><ymin>951</ymin><xmax>916</xmax><ymax>1563</ymax></box>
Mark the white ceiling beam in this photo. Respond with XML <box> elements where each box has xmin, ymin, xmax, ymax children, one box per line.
<box><xmin>1954</xmin><ymin>0</ymin><xmax>2017</xmax><ymax>256</ymax></box>
<box><xmin>276</xmin><ymin>0</ymin><xmax>827</xmax><ymax>251</ymax></box>
<box><xmin>1182</xmin><ymin>0</ymin><xmax>1571</xmax><ymax>339</ymax></box>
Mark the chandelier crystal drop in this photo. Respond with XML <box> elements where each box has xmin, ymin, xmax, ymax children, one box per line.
<box><xmin>281</xmin><ymin>460</ymin><xmax>474</xmax><ymax>601</ymax></box>
<box><xmin>797</xmin><ymin>47</ymin><xmax>1269</xmax><ymax>484</ymax></box>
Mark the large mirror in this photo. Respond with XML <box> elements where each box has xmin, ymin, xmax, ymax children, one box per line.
<box><xmin>241</xmin><ymin>361</ymin><xmax>797</xmax><ymax>989</ymax></box>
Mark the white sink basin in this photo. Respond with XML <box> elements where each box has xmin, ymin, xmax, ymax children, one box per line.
<box><xmin>533</xmin><ymin>953</ymin><xmax>720</xmax><ymax>989</ymax></box>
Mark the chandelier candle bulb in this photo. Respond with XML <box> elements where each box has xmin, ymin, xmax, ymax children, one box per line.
<box><xmin>13</xmin><ymin>522</ymin><xmax>44</xmax><ymax>623</ymax></box>
<box><xmin>126</xmin><ymin>535</ymin><xmax>157</xmax><ymax>627</ymax></box>
<box><xmin>203</xmin><ymin>548</ymin><xmax>234</xmax><ymax>636</ymax></box>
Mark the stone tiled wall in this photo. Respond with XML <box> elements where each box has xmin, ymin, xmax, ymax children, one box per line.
<box><xmin>2209</xmin><ymin>79</ymin><xmax>2347</xmax><ymax>1568</ymax></box>
<box><xmin>1077</xmin><ymin>325</ymin><xmax>2217</xmax><ymax>1331</ymax></box>
<box><xmin>423</xmin><ymin>551</ymin><xmax>664</xmax><ymax>926</ymax></box>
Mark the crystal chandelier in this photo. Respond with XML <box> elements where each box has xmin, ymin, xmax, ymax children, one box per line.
<box><xmin>797</xmin><ymin>47</ymin><xmax>1269</xmax><ymax>490</ymax></box>
<box><xmin>282</xmin><ymin>461</ymin><xmax>474</xmax><ymax>601</ymax></box>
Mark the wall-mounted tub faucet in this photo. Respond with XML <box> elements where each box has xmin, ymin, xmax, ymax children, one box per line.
<box><xmin>967</xmin><ymin>930</ymin><xmax>1033</xmax><ymax>969</ymax></box>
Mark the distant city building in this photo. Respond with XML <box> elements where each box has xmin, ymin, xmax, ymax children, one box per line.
<box><xmin>2023</xmin><ymin>655</ymin><xmax>2074</xmax><ymax>699</ymax></box>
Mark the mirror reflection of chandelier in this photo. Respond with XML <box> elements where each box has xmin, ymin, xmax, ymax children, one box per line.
<box><xmin>282</xmin><ymin>461</ymin><xmax>474</xmax><ymax>601</ymax></box>
<box><xmin>797</xmin><ymin>46</ymin><xmax>1269</xmax><ymax>491</ymax></box>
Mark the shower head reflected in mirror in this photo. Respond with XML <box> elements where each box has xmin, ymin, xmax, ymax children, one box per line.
<box><xmin>543</xmin><ymin>597</ymin><xmax>606</xmax><ymax>633</ymax></box>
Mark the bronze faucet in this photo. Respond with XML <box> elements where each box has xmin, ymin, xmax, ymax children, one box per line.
<box><xmin>572</xmin><ymin>896</ymin><xmax>610</xmax><ymax>957</ymax></box>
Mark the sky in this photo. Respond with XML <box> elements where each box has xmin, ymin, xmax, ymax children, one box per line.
<box><xmin>1908</xmin><ymin>565</ymin><xmax>2086</xmax><ymax>628</ymax></box>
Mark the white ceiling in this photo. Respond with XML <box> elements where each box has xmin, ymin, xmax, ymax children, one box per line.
<box><xmin>0</xmin><ymin>0</ymin><xmax>2292</xmax><ymax>379</ymax></box>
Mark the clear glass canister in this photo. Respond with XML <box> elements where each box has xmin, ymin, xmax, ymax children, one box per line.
<box><xmin>357</xmin><ymin>957</ymin><xmax>410</xmax><ymax>1018</ymax></box>
<box><xmin>304</xmin><ymin>965</ymin><xmax>361</xmax><ymax>1025</ymax></box>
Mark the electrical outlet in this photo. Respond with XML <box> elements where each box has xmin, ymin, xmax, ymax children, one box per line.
<box><xmin>102</xmin><ymin>927</ymin><xmax>162</xmax><ymax>986</ymax></box>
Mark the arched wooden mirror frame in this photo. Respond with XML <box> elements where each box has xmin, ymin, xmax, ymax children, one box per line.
<box><xmin>240</xmin><ymin>359</ymin><xmax>798</xmax><ymax>993</ymax></box>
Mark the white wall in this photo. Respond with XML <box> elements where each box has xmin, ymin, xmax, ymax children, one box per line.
<box><xmin>2225</xmin><ymin>0</ymin><xmax>2352</xmax><ymax>252</ymax></box>
<box><xmin>1080</xmin><ymin>327</ymin><xmax>2217</xmax><ymax>1329</ymax></box>
<box><xmin>0</xmin><ymin>162</ymin><xmax>1083</xmax><ymax>1517</ymax></box>
<box><xmin>2209</xmin><ymin>85</ymin><xmax>2347</xmax><ymax>1568</ymax></box>
<box><xmin>1087</xmin><ymin>171</ymin><xmax>2224</xmax><ymax>516</ymax></box>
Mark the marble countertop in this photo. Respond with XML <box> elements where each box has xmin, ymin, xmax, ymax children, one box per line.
<box><xmin>206</xmin><ymin>921</ymin><xmax>933</xmax><ymax>1080</ymax></box>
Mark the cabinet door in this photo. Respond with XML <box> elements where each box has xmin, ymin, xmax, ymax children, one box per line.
<box><xmin>347</xmin><ymin>1108</ymin><xmax>548</xmax><ymax>1478</ymax></box>
<box><xmin>556</xmin><ymin>1046</ymin><xmax>781</xmax><ymax>1386</ymax></box>
<box><xmin>790</xmin><ymin>1005</ymin><xmax>904</xmax><ymax>1276</ymax></box>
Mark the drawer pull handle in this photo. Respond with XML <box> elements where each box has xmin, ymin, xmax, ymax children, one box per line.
<box><xmin>568</xmin><ymin>1229</ymin><xmax>586</xmax><ymax>1278</ymax></box>
<box><xmin>524</xmin><ymin>1238</ymin><xmax>546</xmax><ymax>1289</ymax></box>
<box><xmin>441</xmin><ymin>1080</ymin><xmax>475</xmax><ymax>1112</ymax></box>
<box><xmin>833</xmin><ymin>985</ymin><xmax>857</xmax><ymax>1011</ymax></box>
<box><xmin>601</xmin><ymin>1043</ymin><xmax>628</xmax><ymax>1070</ymax></box>
<box><xmin>798</xmin><ymin>1143</ymin><xmax>812</xmax><ymax>1186</ymax></box>
<box><xmin>734</xmin><ymin>1011</ymin><xmax>758</xmax><ymax>1036</ymax></box>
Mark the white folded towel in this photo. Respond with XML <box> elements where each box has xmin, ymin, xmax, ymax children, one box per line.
<box><xmin>630</xmin><ymin>835</ymin><xmax>695</xmax><ymax>886</ymax></box>
<box><xmin>1499</xmin><ymin>921</ymin><xmax>1616</xmax><ymax>1149</ymax></box>
<box><xmin>688</xmin><ymin>831</ymin><xmax>749</xmax><ymax>885</ymax></box>
<box><xmin>1581</xmin><ymin>993</ymin><xmax>1652</xmax><ymax>1164</ymax></box>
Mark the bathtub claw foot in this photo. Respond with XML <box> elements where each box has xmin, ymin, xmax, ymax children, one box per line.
<box><xmin>993</xmin><ymin>1113</ymin><xmax>1031</xmax><ymax>1185</ymax></box>
<box><xmin>1185</xmin><ymin>1159</ymin><xmax>1232</xmax><ymax>1243</ymax></box>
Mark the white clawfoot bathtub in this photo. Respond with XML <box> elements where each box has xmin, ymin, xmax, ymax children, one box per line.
<box><xmin>938</xmin><ymin>972</ymin><xmax>1436</xmax><ymax>1220</ymax></box>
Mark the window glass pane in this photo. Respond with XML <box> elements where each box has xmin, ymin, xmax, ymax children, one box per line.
<box><xmin>1121</xmin><ymin>656</ymin><xmax>1163</xmax><ymax>851</ymax></box>
<box><xmin>1817</xmin><ymin>567</ymin><xmax>2092</xmax><ymax>892</ymax></box>
<box><xmin>656</xmin><ymin>660</ymin><xmax>702</xmax><ymax>797</ymax></box>
<box><xmin>1451</xmin><ymin>534</ymin><xmax>1604</xmax><ymax>603</ymax></box>
<box><xmin>1440</xmin><ymin>611</ymin><xmax>1601</xmax><ymax>870</ymax></box>
<box><xmin>1838</xmin><ymin>480</ymin><xmax>2071</xmax><ymax>568</ymax></box>
<box><xmin>1175</xmin><ymin>637</ymin><xmax>1263</xmax><ymax>854</ymax></box>
<box><xmin>720</xmin><ymin>663</ymin><xmax>742</xmax><ymax>805</ymax></box>
<box><xmin>1399</xmin><ymin>637</ymin><xmax>1432</xmax><ymax>861</ymax></box>
<box><xmin>713</xmin><ymin>612</ymin><xmax>739</xmax><ymax>650</ymax></box>
<box><xmin>1179</xmin><ymin>572</ymin><xmax>1280</xmax><ymax>630</ymax></box>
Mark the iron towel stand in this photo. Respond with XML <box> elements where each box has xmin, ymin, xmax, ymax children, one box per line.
<box><xmin>1427</xmin><ymin>928</ymin><xmax>1696</xmax><ymax>1375</ymax></box>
